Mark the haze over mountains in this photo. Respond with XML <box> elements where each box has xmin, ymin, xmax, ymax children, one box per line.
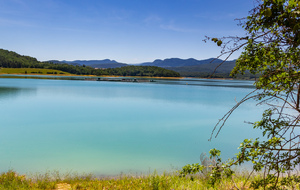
<box><xmin>49</xmin><ymin>58</ymin><xmax>237</xmax><ymax>77</ymax></box>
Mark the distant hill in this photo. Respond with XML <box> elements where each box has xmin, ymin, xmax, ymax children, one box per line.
<box><xmin>48</xmin><ymin>59</ymin><xmax>127</xmax><ymax>68</ymax></box>
<box><xmin>137</xmin><ymin>58</ymin><xmax>240</xmax><ymax>78</ymax></box>
<box><xmin>50</xmin><ymin>58</ymin><xmax>229</xmax><ymax>70</ymax></box>
<box><xmin>48</xmin><ymin>57</ymin><xmax>240</xmax><ymax>78</ymax></box>
<box><xmin>139</xmin><ymin>58</ymin><xmax>222</xmax><ymax>67</ymax></box>
<box><xmin>169</xmin><ymin>60</ymin><xmax>237</xmax><ymax>77</ymax></box>
<box><xmin>48</xmin><ymin>60</ymin><xmax>81</xmax><ymax>66</ymax></box>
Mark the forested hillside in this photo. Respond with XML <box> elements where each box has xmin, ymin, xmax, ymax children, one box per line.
<box><xmin>50</xmin><ymin>59</ymin><xmax>128</xmax><ymax>68</ymax></box>
<box><xmin>0</xmin><ymin>49</ymin><xmax>180</xmax><ymax>77</ymax></box>
<box><xmin>105</xmin><ymin>66</ymin><xmax>180</xmax><ymax>77</ymax></box>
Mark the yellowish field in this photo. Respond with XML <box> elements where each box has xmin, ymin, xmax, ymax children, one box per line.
<box><xmin>0</xmin><ymin>68</ymin><xmax>71</xmax><ymax>75</ymax></box>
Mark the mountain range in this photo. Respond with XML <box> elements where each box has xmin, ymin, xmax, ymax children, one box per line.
<box><xmin>49</xmin><ymin>58</ymin><xmax>237</xmax><ymax>77</ymax></box>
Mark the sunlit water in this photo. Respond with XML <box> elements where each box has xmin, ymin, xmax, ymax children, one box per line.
<box><xmin>0</xmin><ymin>78</ymin><xmax>264</xmax><ymax>176</ymax></box>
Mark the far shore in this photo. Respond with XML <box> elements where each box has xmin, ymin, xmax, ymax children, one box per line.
<box><xmin>0</xmin><ymin>73</ymin><xmax>252</xmax><ymax>81</ymax></box>
<box><xmin>0</xmin><ymin>67</ymin><xmax>256</xmax><ymax>80</ymax></box>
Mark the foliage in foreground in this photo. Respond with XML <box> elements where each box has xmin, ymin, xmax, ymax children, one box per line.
<box><xmin>1</xmin><ymin>170</ymin><xmax>299</xmax><ymax>190</ymax></box>
<box><xmin>183</xmin><ymin>0</ymin><xmax>300</xmax><ymax>189</ymax></box>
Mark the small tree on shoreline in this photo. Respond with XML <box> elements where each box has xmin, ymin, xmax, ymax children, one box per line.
<box><xmin>181</xmin><ymin>0</ymin><xmax>300</xmax><ymax>189</ymax></box>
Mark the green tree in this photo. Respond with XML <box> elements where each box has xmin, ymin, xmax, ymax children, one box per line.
<box><xmin>181</xmin><ymin>0</ymin><xmax>300</xmax><ymax>189</ymax></box>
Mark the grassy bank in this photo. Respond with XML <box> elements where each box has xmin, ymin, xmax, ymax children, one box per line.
<box><xmin>0</xmin><ymin>68</ymin><xmax>71</xmax><ymax>75</ymax></box>
<box><xmin>1</xmin><ymin>170</ymin><xmax>299</xmax><ymax>190</ymax></box>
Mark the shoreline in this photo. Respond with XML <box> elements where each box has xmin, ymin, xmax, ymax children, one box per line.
<box><xmin>0</xmin><ymin>73</ymin><xmax>254</xmax><ymax>81</ymax></box>
<box><xmin>0</xmin><ymin>73</ymin><xmax>184</xmax><ymax>80</ymax></box>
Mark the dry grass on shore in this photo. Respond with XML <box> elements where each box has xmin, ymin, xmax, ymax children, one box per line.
<box><xmin>1</xmin><ymin>170</ymin><xmax>299</xmax><ymax>190</ymax></box>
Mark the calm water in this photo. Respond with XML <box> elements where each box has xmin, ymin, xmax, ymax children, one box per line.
<box><xmin>0</xmin><ymin>78</ymin><xmax>264</xmax><ymax>175</ymax></box>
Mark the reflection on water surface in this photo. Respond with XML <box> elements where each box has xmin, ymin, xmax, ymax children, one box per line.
<box><xmin>0</xmin><ymin>87</ymin><xmax>36</xmax><ymax>101</ymax></box>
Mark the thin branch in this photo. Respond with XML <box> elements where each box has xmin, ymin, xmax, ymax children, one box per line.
<box><xmin>209</xmin><ymin>89</ymin><xmax>258</xmax><ymax>140</ymax></box>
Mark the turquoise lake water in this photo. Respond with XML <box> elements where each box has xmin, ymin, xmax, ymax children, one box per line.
<box><xmin>0</xmin><ymin>78</ymin><xmax>264</xmax><ymax>175</ymax></box>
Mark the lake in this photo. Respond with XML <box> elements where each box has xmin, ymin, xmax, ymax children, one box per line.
<box><xmin>0</xmin><ymin>77</ymin><xmax>264</xmax><ymax>176</ymax></box>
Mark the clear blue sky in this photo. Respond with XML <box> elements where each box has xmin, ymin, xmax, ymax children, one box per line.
<box><xmin>0</xmin><ymin>0</ymin><xmax>255</xmax><ymax>63</ymax></box>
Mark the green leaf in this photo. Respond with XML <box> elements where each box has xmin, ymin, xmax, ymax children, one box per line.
<box><xmin>265</xmin><ymin>8</ymin><xmax>272</xmax><ymax>17</ymax></box>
